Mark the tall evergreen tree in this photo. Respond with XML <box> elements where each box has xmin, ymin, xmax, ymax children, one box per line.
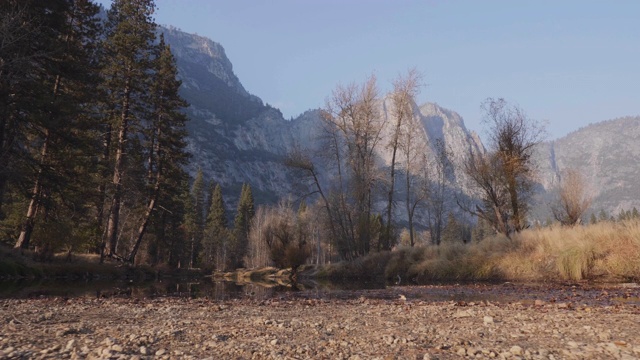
<box><xmin>127</xmin><ymin>35</ymin><xmax>189</xmax><ymax>263</ymax></box>
<box><xmin>0</xmin><ymin>0</ymin><xmax>52</xmax><ymax>216</ymax></box>
<box><xmin>184</xmin><ymin>168</ymin><xmax>206</xmax><ymax>267</ymax></box>
<box><xmin>8</xmin><ymin>0</ymin><xmax>102</xmax><ymax>250</ymax></box>
<box><xmin>102</xmin><ymin>0</ymin><xmax>157</xmax><ymax>259</ymax></box>
<box><xmin>441</xmin><ymin>212</ymin><xmax>464</xmax><ymax>244</ymax></box>
<box><xmin>203</xmin><ymin>184</ymin><xmax>228</xmax><ymax>269</ymax></box>
<box><xmin>232</xmin><ymin>183</ymin><xmax>255</xmax><ymax>268</ymax></box>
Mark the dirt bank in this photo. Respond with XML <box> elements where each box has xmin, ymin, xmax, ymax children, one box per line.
<box><xmin>1</xmin><ymin>284</ymin><xmax>639</xmax><ymax>359</ymax></box>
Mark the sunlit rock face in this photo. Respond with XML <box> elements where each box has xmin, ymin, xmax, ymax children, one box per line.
<box><xmin>162</xmin><ymin>26</ymin><xmax>483</xmax><ymax>211</ymax></box>
<box><xmin>163</xmin><ymin>26</ymin><xmax>640</xmax><ymax>222</ymax></box>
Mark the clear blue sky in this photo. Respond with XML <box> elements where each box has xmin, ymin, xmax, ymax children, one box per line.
<box><xmin>97</xmin><ymin>0</ymin><xmax>640</xmax><ymax>139</ymax></box>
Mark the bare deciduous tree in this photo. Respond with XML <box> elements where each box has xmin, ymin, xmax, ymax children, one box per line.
<box><xmin>319</xmin><ymin>75</ymin><xmax>385</xmax><ymax>260</ymax></box>
<box><xmin>427</xmin><ymin>139</ymin><xmax>453</xmax><ymax>245</ymax></box>
<box><xmin>396</xmin><ymin>100</ymin><xmax>431</xmax><ymax>247</ymax></box>
<box><xmin>261</xmin><ymin>201</ymin><xmax>311</xmax><ymax>281</ymax></box>
<box><xmin>383</xmin><ymin>68</ymin><xmax>422</xmax><ymax>250</ymax></box>
<box><xmin>244</xmin><ymin>206</ymin><xmax>273</xmax><ymax>269</ymax></box>
<box><xmin>551</xmin><ymin>169</ymin><xmax>592</xmax><ymax>226</ymax></box>
<box><xmin>462</xmin><ymin>98</ymin><xmax>544</xmax><ymax>238</ymax></box>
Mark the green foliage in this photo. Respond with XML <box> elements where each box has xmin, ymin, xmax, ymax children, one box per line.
<box><xmin>231</xmin><ymin>183</ymin><xmax>255</xmax><ymax>268</ymax></box>
<box><xmin>441</xmin><ymin>212</ymin><xmax>464</xmax><ymax>244</ymax></box>
<box><xmin>202</xmin><ymin>184</ymin><xmax>228</xmax><ymax>269</ymax></box>
<box><xmin>0</xmin><ymin>0</ymin><xmax>190</xmax><ymax>268</ymax></box>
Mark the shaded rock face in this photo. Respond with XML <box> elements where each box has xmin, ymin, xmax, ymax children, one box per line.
<box><xmin>533</xmin><ymin>116</ymin><xmax>640</xmax><ymax>217</ymax></box>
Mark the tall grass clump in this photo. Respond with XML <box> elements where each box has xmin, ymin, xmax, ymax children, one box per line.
<box><xmin>501</xmin><ymin>219</ymin><xmax>640</xmax><ymax>281</ymax></box>
<box><xmin>319</xmin><ymin>219</ymin><xmax>640</xmax><ymax>283</ymax></box>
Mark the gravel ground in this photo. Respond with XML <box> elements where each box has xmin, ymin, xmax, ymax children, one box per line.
<box><xmin>0</xmin><ymin>285</ymin><xmax>639</xmax><ymax>359</ymax></box>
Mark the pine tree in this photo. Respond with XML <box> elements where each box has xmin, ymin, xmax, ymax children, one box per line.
<box><xmin>598</xmin><ymin>209</ymin><xmax>609</xmax><ymax>222</ymax></box>
<box><xmin>127</xmin><ymin>35</ymin><xmax>190</xmax><ymax>263</ymax></box>
<box><xmin>441</xmin><ymin>212</ymin><xmax>464</xmax><ymax>244</ymax></box>
<box><xmin>0</xmin><ymin>0</ymin><xmax>53</xmax><ymax>216</ymax></box>
<box><xmin>232</xmin><ymin>183</ymin><xmax>255</xmax><ymax>268</ymax></box>
<box><xmin>589</xmin><ymin>213</ymin><xmax>598</xmax><ymax>225</ymax></box>
<box><xmin>102</xmin><ymin>0</ymin><xmax>158</xmax><ymax>259</ymax></box>
<box><xmin>9</xmin><ymin>0</ymin><xmax>102</xmax><ymax>251</ymax></box>
<box><xmin>183</xmin><ymin>168</ymin><xmax>206</xmax><ymax>268</ymax></box>
<box><xmin>203</xmin><ymin>184</ymin><xmax>228</xmax><ymax>269</ymax></box>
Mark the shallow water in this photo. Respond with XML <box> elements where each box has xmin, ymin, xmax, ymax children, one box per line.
<box><xmin>0</xmin><ymin>278</ymin><xmax>384</xmax><ymax>301</ymax></box>
<box><xmin>0</xmin><ymin>278</ymin><xmax>638</xmax><ymax>307</ymax></box>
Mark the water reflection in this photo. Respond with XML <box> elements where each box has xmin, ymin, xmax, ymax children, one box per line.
<box><xmin>0</xmin><ymin>277</ymin><xmax>386</xmax><ymax>301</ymax></box>
<box><xmin>1</xmin><ymin>279</ymin><xmax>636</xmax><ymax>306</ymax></box>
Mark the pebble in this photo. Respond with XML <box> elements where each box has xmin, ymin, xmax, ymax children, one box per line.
<box><xmin>510</xmin><ymin>345</ymin><xmax>523</xmax><ymax>355</ymax></box>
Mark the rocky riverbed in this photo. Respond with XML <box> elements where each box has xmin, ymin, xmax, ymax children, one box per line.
<box><xmin>0</xmin><ymin>284</ymin><xmax>639</xmax><ymax>359</ymax></box>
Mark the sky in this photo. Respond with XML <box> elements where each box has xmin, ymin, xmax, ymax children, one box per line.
<box><xmin>96</xmin><ymin>0</ymin><xmax>640</xmax><ymax>139</ymax></box>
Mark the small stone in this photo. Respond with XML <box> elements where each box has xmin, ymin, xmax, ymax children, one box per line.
<box><xmin>510</xmin><ymin>345</ymin><xmax>522</xmax><ymax>356</ymax></box>
<box><xmin>606</xmin><ymin>343</ymin><xmax>621</xmax><ymax>355</ymax></box>
<box><xmin>139</xmin><ymin>346</ymin><xmax>148</xmax><ymax>355</ymax></box>
<box><xmin>456</xmin><ymin>348</ymin><xmax>467</xmax><ymax>356</ymax></box>
<box><xmin>567</xmin><ymin>341</ymin><xmax>579</xmax><ymax>348</ymax></box>
<box><xmin>155</xmin><ymin>348</ymin><xmax>166</xmax><ymax>356</ymax></box>
<box><xmin>111</xmin><ymin>344</ymin><xmax>123</xmax><ymax>352</ymax></box>
<box><xmin>65</xmin><ymin>340</ymin><xmax>76</xmax><ymax>351</ymax></box>
<box><xmin>270</xmin><ymin>339</ymin><xmax>278</xmax><ymax>346</ymax></box>
<box><xmin>534</xmin><ymin>299</ymin><xmax>545</xmax><ymax>306</ymax></box>
<box><xmin>483</xmin><ymin>316</ymin><xmax>494</xmax><ymax>325</ymax></box>
<box><xmin>422</xmin><ymin>354</ymin><xmax>432</xmax><ymax>360</ymax></box>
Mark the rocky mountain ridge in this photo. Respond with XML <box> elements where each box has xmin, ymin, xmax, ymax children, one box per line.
<box><xmin>161</xmin><ymin>26</ymin><xmax>640</xmax><ymax>221</ymax></box>
<box><xmin>161</xmin><ymin>26</ymin><xmax>483</xmax><ymax>211</ymax></box>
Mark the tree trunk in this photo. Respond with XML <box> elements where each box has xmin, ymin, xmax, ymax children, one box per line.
<box><xmin>15</xmin><ymin>131</ymin><xmax>48</xmax><ymax>249</ymax></box>
<box><xmin>128</xmin><ymin>180</ymin><xmax>160</xmax><ymax>263</ymax></box>
<box><xmin>384</xmin><ymin>112</ymin><xmax>403</xmax><ymax>251</ymax></box>
<box><xmin>15</xmin><ymin>72</ymin><xmax>62</xmax><ymax>249</ymax></box>
<box><xmin>105</xmin><ymin>75</ymin><xmax>131</xmax><ymax>257</ymax></box>
<box><xmin>98</xmin><ymin>124</ymin><xmax>111</xmax><ymax>263</ymax></box>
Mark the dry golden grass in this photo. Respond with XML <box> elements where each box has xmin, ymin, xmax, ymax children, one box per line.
<box><xmin>322</xmin><ymin>219</ymin><xmax>640</xmax><ymax>283</ymax></box>
<box><xmin>504</xmin><ymin>219</ymin><xmax>640</xmax><ymax>281</ymax></box>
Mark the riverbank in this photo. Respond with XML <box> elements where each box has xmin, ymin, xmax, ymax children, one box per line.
<box><xmin>0</xmin><ymin>246</ymin><xmax>204</xmax><ymax>282</ymax></box>
<box><xmin>1</xmin><ymin>284</ymin><xmax>638</xmax><ymax>359</ymax></box>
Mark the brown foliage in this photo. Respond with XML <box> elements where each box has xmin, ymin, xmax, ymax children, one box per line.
<box><xmin>462</xmin><ymin>98</ymin><xmax>544</xmax><ymax>237</ymax></box>
<box><xmin>551</xmin><ymin>169</ymin><xmax>592</xmax><ymax>226</ymax></box>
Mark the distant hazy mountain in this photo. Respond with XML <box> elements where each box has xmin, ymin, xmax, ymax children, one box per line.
<box><xmin>534</xmin><ymin>116</ymin><xmax>640</xmax><ymax>218</ymax></box>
